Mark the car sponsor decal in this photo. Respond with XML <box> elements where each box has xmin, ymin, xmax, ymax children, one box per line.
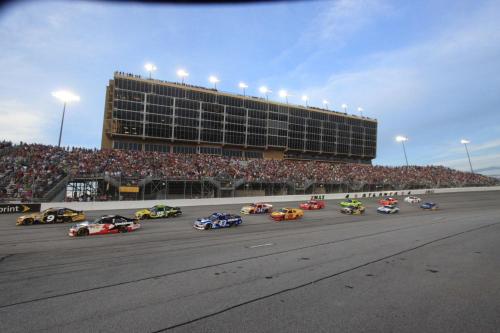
<box><xmin>0</xmin><ymin>203</ymin><xmax>41</xmax><ymax>214</ymax></box>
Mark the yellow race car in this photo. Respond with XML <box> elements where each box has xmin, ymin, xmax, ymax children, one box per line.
<box><xmin>270</xmin><ymin>208</ymin><xmax>304</xmax><ymax>221</ymax></box>
<box><xmin>135</xmin><ymin>205</ymin><xmax>182</xmax><ymax>219</ymax></box>
<box><xmin>17</xmin><ymin>207</ymin><xmax>85</xmax><ymax>226</ymax></box>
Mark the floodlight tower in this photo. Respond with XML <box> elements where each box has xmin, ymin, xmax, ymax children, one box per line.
<box><xmin>176</xmin><ymin>69</ymin><xmax>189</xmax><ymax>84</ymax></box>
<box><xmin>395</xmin><ymin>135</ymin><xmax>409</xmax><ymax>167</ymax></box>
<box><xmin>301</xmin><ymin>95</ymin><xmax>309</xmax><ymax>107</ymax></box>
<box><xmin>322</xmin><ymin>100</ymin><xmax>329</xmax><ymax>110</ymax></box>
<box><xmin>259</xmin><ymin>86</ymin><xmax>271</xmax><ymax>101</ymax></box>
<box><xmin>279</xmin><ymin>90</ymin><xmax>289</xmax><ymax>104</ymax></box>
<box><xmin>239</xmin><ymin>82</ymin><xmax>248</xmax><ymax>96</ymax></box>
<box><xmin>144</xmin><ymin>63</ymin><xmax>157</xmax><ymax>79</ymax></box>
<box><xmin>341</xmin><ymin>103</ymin><xmax>348</xmax><ymax>113</ymax></box>
<box><xmin>209</xmin><ymin>76</ymin><xmax>220</xmax><ymax>90</ymax></box>
<box><xmin>52</xmin><ymin>90</ymin><xmax>80</xmax><ymax>147</ymax></box>
<box><xmin>460</xmin><ymin>139</ymin><xmax>474</xmax><ymax>173</ymax></box>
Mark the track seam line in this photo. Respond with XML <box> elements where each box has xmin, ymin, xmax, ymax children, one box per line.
<box><xmin>152</xmin><ymin>222</ymin><xmax>499</xmax><ymax>332</ymax></box>
<box><xmin>0</xmin><ymin>220</ymin><xmax>449</xmax><ymax>309</ymax></box>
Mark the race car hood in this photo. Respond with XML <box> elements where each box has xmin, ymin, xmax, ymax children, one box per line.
<box><xmin>271</xmin><ymin>212</ymin><xmax>285</xmax><ymax>217</ymax></box>
<box><xmin>240</xmin><ymin>206</ymin><xmax>253</xmax><ymax>211</ymax></box>
<box><xmin>195</xmin><ymin>218</ymin><xmax>210</xmax><ymax>224</ymax></box>
<box><xmin>135</xmin><ymin>209</ymin><xmax>150</xmax><ymax>215</ymax></box>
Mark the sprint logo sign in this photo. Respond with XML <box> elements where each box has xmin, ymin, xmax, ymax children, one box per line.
<box><xmin>0</xmin><ymin>204</ymin><xmax>41</xmax><ymax>214</ymax></box>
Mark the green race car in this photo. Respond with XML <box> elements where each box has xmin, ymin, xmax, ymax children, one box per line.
<box><xmin>339</xmin><ymin>199</ymin><xmax>363</xmax><ymax>208</ymax></box>
<box><xmin>135</xmin><ymin>205</ymin><xmax>182</xmax><ymax>219</ymax></box>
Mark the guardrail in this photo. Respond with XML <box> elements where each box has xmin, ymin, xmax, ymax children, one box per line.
<box><xmin>40</xmin><ymin>185</ymin><xmax>500</xmax><ymax>211</ymax></box>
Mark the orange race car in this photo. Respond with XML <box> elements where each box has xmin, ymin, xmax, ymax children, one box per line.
<box><xmin>299</xmin><ymin>199</ymin><xmax>325</xmax><ymax>210</ymax></box>
<box><xmin>379</xmin><ymin>197</ymin><xmax>398</xmax><ymax>206</ymax></box>
<box><xmin>270</xmin><ymin>208</ymin><xmax>304</xmax><ymax>221</ymax></box>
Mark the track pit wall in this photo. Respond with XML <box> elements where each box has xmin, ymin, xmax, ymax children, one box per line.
<box><xmin>40</xmin><ymin>186</ymin><xmax>500</xmax><ymax>212</ymax></box>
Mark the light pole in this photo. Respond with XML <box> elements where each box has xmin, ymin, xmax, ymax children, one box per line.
<box><xmin>323</xmin><ymin>99</ymin><xmax>329</xmax><ymax>110</ymax></box>
<box><xmin>301</xmin><ymin>95</ymin><xmax>309</xmax><ymax>107</ymax></box>
<box><xmin>341</xmin><ymin>103</ymin><xmax>348</xmax><ymax>113</ymax></box>
<box><xmin>52</xmin><ymin>90</ymin><xmax>80</xmax><ymax>147</ymax></box>
<box><xmin>259</xmin><ymin>86</ymin><xmax>271</xmax><ymax>101</ymax></box>
<box><xmin>279</xmin><ymin>90</ymin><xmax>289</xmax><ymax>104</ymax></box>
<box><xmin>395</xmin><ymin>135</ymin><xmax>409</xmax><ymax>167</ymax></box>
<box><xmin>239</xmin><ymin>82</ymin><xmax>248</xmax><ymax>96</ymax></box>
<box><xmin>209</xmin><ymin>75</ymin><xmax>220</xmax><ymax>90</ymax></box>
<box><xmin>144</xmin><ymin>63</ymin><xmax>157</xmax><ymax>79</ymax></box>
<box><xmin>460</xmin><ymin>139</ymin><xmax>474</xmax><ymax>173</ymax></box>
<box><xmin>357</xmin><ymin>107</ymin><xmax>364</xmax><ymax>117</ymax></box>
<box><xmin>176</xmin><ymin>69</ymin><xmax>189</xmax><ymax>84</ymax></box>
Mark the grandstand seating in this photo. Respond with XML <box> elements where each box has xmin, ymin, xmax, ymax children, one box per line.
<box><xmin>0</xmin><ymin>143</ymin><xmax>497</xmax><ymax>202</ymax></box>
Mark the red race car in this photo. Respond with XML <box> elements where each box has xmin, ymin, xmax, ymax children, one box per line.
<box><xmin>299</xmin><ymin>199</ymin><xmax>325</xmax><ymax>210</ymax></box>
<box><xmin>69</xmin><ymin>215</ymin><xmax>141</xmax><ymax>237</ymax></box>
<box><xmin>379</xmin><ymin>197</ymin><xmax>398</xmax><ymax>206</ymax></box>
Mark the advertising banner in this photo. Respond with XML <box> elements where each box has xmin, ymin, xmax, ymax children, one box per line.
<box><xmin>0</xmin><ymin>203</ymin><xmax>41</xmax><ymax>214</ymax></box>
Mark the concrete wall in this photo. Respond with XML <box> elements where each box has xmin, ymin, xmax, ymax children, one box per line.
<box><xmin>41</xmin><ymin>186</ymin><xmax>500</xmax><ymax>211</ymax></box>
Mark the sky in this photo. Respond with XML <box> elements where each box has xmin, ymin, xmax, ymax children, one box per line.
<box><xmin>0</xmin><ymin>0</ymin><xmax>499</xmax><ymax>176</ymax></box>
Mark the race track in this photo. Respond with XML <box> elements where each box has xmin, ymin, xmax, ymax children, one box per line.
<box><xmin>1</xmin><ymin>191</ymin><xmax>499</xmax><ymax>333</ymax></box>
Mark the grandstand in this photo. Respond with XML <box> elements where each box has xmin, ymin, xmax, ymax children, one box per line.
<box><xmin>0</xmin><ymin>142</ymin><xmax>497</xmax><ymax>202</ymax></box>
<box><xmin>101</xmin><ymin>72</ymin><xmax>377</xmax><ymax>163</ymax></box>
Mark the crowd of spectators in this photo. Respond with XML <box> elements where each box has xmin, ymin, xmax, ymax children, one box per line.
<box><xmin>0</xmin><ymin>143</ymin><xmax>497</xmax><ymax>201</ymax></box>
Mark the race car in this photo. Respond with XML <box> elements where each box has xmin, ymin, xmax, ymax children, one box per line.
<box><xmin>270</xmin><ymin>208</ymin><xmax>304</xmax><ymax>221</ymax></box>
<box><xmin>299</xmin><ymin>199</ymin><xmax>325</xmax><ymax>210</ymax></box>
<box><xmin>340</xmin><ymin>205</ymin><xmax>366</xmax><ymax>215</ymax></box>
<box><xmin>69</xmin><ymin>215</ymin><xmax>140</xmax><ymax>237</ymax></box>
<box><xmin>339</xmin><ymin>199</ymin><xmax>363</xmax><ymax>208</ymax></box>
<box><xmin>377</xmin><ymin>205</ymin><xmax>400</xmax><ymax>214</ymax></box>
<box><xmin>135</xmin><ymin>205</ymin><xmax>182</xmax><ymax>219</ymax></box>
<box><xmin>420</xmin><ymin>202</ymin><xmax>439</xmax><ymax>210</ymax></box>
<box><xmin>379</xmin><ymin>197</ymin><xmax>398</xmax><ymax>206</ymax></box>
<box><xmin>240</xmin><ymin>202</ymin><xmax>273</xmax><ymax>214</ymax></box>
<box><xmin>404</xmin><ymin>196</ymin><xmax>421</xmax><ymax>203</ymax></box>
<box><xmin>17</xmin><ymin>207</ymin><xmax>85</xmax><ymax>226</ymax></box>
<box><xmin>193</xmin><ymin>212</ymin><xmax>242</xmax><ymax>230</ymax></box>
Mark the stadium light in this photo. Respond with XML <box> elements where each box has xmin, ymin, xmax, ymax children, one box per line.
<box><xmin>176</xmin><ymin>69</ymin><xmax>189</xmax><ymax>84</ymax></box>
<box><xmin>322</xmin><ymin>99</ymin><xmax>329</xmax><ymax>110</ymax></box>
<box><xmin>259</xmin><ymin>86</ymin><xmax>271</xmax><ymax>101</ymax></box>
<box><xmin>395</xmin><ymin>135</ymin><xmax>409</xmax><ymax>167</ymax></box>
<box><xmin>460</xmin><ymin>139</ymin><xmax>474</xmax><ymax>173</ymax></box>
<box><xmin>239</xmin><ymin>82</ymin><xmax>248</xmax><ymax>96</ymax></box>
<box><xmin>52</xmin><ymin>90</ymin><xmax>80</xmax><ymax>147</ymax></box>
<box><xmin>279</xmin><ymin>89</ymin><xmax>289</xmax><ymax>104</ymax></box>
<box><xmin>209</xmin><ymin>75</ymin><xmax>220</xmax><ymax>89</ymax></box>
<box><xmin>357</xmin><ymin>107</ymin><xmax>364</xmax><ymax>117</ymax></box>
<box><xmin>144</xmin><ymin>63</ymin><xmax>157</xmax><ymax>79</ymax></box>
<box><xmin>341</xmin><ymin>103</ymin><xmax>348</xmax><ymax>113</ymax></box>
<box><xmin>301</xmin><ymin>95</ymin><xmax>309</xmax><ymax>107</ymax></box>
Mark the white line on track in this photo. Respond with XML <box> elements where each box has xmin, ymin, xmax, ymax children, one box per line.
<box><xmin>248</xmin><ymin>243</ymin><xmax>274</xmax><ymax>248</ymax></box>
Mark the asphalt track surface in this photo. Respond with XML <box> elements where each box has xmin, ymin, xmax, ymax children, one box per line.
<box><xmin>0</xmin><ymin>191</ymin><xmax>499</xmax><ymax>333</ymax></box>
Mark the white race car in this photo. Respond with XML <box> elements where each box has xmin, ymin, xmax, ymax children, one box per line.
<box><xmin>404</xmin><ymin>196</ymin><xmax>421</xmax><ymax>203</ymax></box>
<box><xmin>377</xmin><ymin>205</ymin><xmax>400</xmax><ymax>214</ymax></box>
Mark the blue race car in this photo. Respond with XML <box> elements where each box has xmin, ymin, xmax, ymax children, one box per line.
<box><xmin>193</xmin><ymin>212</ymin><xmax>242</xmax><ymax>230</ymax></box>
<box><xmin>420</xmin><ymin>202</ymin><xmax>439</xmax><ymax>210</ymax></box>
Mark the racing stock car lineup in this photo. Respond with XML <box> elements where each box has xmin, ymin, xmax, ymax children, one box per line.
<box><xmin>13</xmin><ymin>196</ymin><xmax>440</xmax><ymax>236</ymax></box>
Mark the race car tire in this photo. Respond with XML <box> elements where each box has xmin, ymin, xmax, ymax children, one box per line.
<box><xmin>63</xmin><ymin>216</ymin><xmax>72</xmax><ymax>223</ymax></box>
<box><xmin>24</xmin><ymin>219</ymin><xmax>33</xmax><ymax>225</ymax></box>
<box><xmin>140</xmin><ymin>215</ymin><xmax>149</xmax><ymax>220</ymax></box>
<box><xmin>118</xmin><ymin>226</ymin><xmax>128</xmax><ymax>233</ymax></box>
<box><xmin>204</xmin><ymin>224</ymin><xmax>211</xmax><ymax>230</ymax></box>
<box><xmin>77</xmin><ymin>228</ymin><xmax>89</xmax><ymax>237</ymax></box>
